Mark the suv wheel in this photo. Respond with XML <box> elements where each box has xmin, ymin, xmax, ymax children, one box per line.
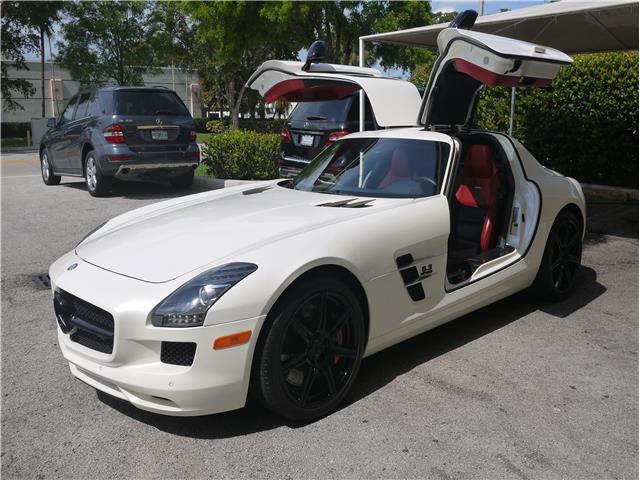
<box><xmin>85</xmin><ymin>152</ymin><xmax>111</xmax><ymax>197</ymax></box>
<box><xmin>170</xmin><ymin>170</ymin><xmax>194</xmax><ymax>189</ymax></box>
<box><xmin>40</xmin><ymin>149</ymin><xmax>61</xmax><ymax>185</ymax></box>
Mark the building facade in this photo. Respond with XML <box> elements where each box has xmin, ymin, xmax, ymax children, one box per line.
<box><xmin>1</xmin><ymin>61</ymin><xmax>203</xmax><ymax>123</ymax></box>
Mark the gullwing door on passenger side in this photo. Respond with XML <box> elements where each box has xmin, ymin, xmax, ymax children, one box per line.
<box><xmin>247</xmin><ymin>60</ymin><xmax>421</xmax><ymax>128</ymax></box>
<box><xmin>420</xmin><ymin>27</ymin><xmax>573</xmax><ymax>129</ymax></box>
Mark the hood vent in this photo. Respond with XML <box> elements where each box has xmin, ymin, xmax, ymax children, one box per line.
<box><xmin>242</xmin><ymin>185</ymin><xmax>273</xmax><ymax>195</ymax></box>
<box><xmin>317</xmin><ymin>198</ymin><xmax>374</xmax><ymax>208</ymax></box>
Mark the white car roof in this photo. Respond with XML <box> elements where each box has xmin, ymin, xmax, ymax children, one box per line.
<box><xmin>341</xmin><ymin>127</ymin><xmax>454</xmax><ymax>144</ymax></box>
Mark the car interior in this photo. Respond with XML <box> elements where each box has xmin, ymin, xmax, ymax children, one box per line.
<box><xmin>446</xmin><ymin>133</ymin><xmax>515</xmax><ymax>285</ymax></box>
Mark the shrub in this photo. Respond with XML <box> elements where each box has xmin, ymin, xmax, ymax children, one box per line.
<box><xmin>205</xmin><ymin>118</ymin><xmax>286</xmax><ymax>134</ymax></box>
<box><xmin>201</xmin><ymin>130</ymin><xmax>279</xmax><ymax>180</ymax></box>
<box><xmin>475</xmin><ymin>51</ymin><xmax>638</xmax><ymax>187</ymax></box>
<box><xmin>1</xmin><ymin>122</ymin><xmax>31</xmax><ymax>138</ymax></box>
<box><xmin>192</xmin><ymin>117</ymin><xmax>208</xmax><ymax>133</ymax></box>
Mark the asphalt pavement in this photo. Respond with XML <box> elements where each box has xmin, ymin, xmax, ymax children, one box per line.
<box><xmin>1</xmin><ymin>152</ymin><xmax>638</xmax><ymax>479</ymax></box>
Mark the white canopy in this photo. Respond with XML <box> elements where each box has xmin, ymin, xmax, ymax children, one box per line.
<box><xmin>361</xmin><ymin>0</ymin><xmax>638</xmax><ymax>54</ymax></box>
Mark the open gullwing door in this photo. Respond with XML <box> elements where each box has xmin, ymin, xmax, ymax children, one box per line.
<box><xmin>420</xmin><ymin>27</ymin><xmax>573</xmax><ymax>129</ymax></box>
<box><xmin>247</xmin><ymin>60</ymin><xmax>421</xmax><ymax>128</ymax></box>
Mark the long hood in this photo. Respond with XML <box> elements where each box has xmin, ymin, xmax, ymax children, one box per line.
<box><xmin>76</xmin><ymin>183</ymin><xmax>404</xmax><ymax>283</ymax></box>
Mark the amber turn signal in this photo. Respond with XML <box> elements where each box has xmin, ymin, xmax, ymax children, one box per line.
<box><xmin>213</xmin><ymin>330</ymin><xmax>252</xmax><ymax>350</ymax></box>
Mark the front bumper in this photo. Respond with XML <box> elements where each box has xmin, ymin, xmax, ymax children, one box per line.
<box><xmin>51</xmin><ymin>253</ymin><xmax>265</xmax><ymax>416</ymax></box>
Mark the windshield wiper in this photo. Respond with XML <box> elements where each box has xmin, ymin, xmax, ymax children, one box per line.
<box><xmin>154</xmin><ymin>110</ymin><xmax>178</xmax><ymax>116</ymax></box>
<box><xmin>306</xmin><ymin>115</ymin><xmax>326</xmax><ymax>121</ymax></box>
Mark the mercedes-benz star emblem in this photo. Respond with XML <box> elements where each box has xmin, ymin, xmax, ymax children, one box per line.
<box><xmin>156</xmin><ymin>118</ymin><xmax>162</xmax><ymax>125</ymax></box>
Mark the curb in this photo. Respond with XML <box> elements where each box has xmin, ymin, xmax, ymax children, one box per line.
<box><xmin>1</xmin><ymin>147</ymin><xmax>38</xmax><ymax>154</ymax></box>
<box><xmin>581</xmin><ymin>183</ymin><xmax>638</xmax><ymax>203</ymax></box>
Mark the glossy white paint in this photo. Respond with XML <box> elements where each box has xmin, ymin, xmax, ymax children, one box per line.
<box><xmin>247</xmin><ymin>60</ymin><xmax>421</xmax><ymax>128</ymax></box>
<box><xmin>50</xmin><ymin>32</ymin><xmax>586</xmax><ymax>416</ymax></box>
<box><xmin>50</xmin><ymin>126</ymin><xmax>585</xmax><ymax>416</ymax></box>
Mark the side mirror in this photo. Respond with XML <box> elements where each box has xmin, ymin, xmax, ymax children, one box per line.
<box><xmin>448</xmin><ymin>10</ymin><xmax>478</xmax><ymax>30</ymax></box>
<box><xmin>302</xmin><ymin>40</ymin><xmax>326</xmax><ymax>71</ymax></box>
<box><xmin>47</xmin><ymin>118</ymin><xmax>56</xmax><ymax>128</ymax></box>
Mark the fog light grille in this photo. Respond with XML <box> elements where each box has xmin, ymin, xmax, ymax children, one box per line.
<box><xmin>161</xmin><ymin>342</ymin><xmax>196</xmax><ymax>366</ymax></box>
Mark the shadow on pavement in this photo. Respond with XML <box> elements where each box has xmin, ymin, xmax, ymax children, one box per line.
<box><xmin>61</xmin><ymin>177</ymin><xmax>225</xmax><ymax>201</ymax></box>
<box><xmin>98</xmin><ymin>265</ymin><xmax>605</xmax><ymax>439</ymax></box>
<box><xmin>586</xmin><ymin>201</ymin><xmax>638</xmax><ymax>240</ymax></box>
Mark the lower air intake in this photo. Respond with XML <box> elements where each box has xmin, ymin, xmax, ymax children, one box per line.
<box><xmin>161</xmin><ymin>342</ymin><xmax>196</xmax><ymax>366</ymax></box>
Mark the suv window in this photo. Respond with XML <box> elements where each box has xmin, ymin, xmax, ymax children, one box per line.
<box><xmin>290</xmin><ymin>98</ymin><xmax>351</xmax><ymax>124</ymax></box>
<box><xmin>74</xmin><ymin>92</ymin><xmax>91</xmax><ymax>120</ymax></box>
<box><xmin>113</xmin><ymin>90</ymin><xmax>190</xmax><ymax>116</ymax></box>
<box><xmin>59</xmin><ymin>96</ymin><xmax>78</xmax><ymax>125</ymax></box>
<box><xmin>87</xmin><ymin>93</ymin><xmax>102</xmax><ymax>117</ymax></box>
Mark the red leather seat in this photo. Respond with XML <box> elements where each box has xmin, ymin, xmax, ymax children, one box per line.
<box><xmin>378</xmin><ymin>149</ymin><xmax>412</xmax><ymax>188</ymax></box>
<box><xmin>454</xmin><ymin>144</ymin><xmax>501</xmax><ymax>251</ymax></box>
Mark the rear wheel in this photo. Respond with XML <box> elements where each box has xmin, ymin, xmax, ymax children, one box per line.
<box><xmin>170</xmin><ymin>170</ymin><xmax>194</xmax><ymax>189</ymax></box>
<box><xmin>85</xmin><ymin>152</ymin><xmax>111</xmax><ymax>197</ymax></box>
<box><xmin>254</xmin><ymin>276</ymin><xmax>365</xmax><ymax>421</ymax></box>
<box><xmin>533</xmin><ymin>210</ymin><xmax>583</xmax><ymax>301</ymax></box>
<box><xmin>40</xmin><ymin>149</ymin><xmax>60</xmax><ymax>185</ymax></box>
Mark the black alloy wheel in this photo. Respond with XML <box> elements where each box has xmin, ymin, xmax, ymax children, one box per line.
<box><xmin>254</xmin><ymin>276</ymin><xmax>365</xmax><ymax>421</ymax></box>
<box><xmin>533</xmin><ymin>210</ymin><xmax>582</xmax><ymax>301</ymax></box>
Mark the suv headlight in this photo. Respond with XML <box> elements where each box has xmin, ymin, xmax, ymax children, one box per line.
<box><xmin>151</xmin><ymin>262</ymin><xmax>257</xmax><ymax>327</ymax></box>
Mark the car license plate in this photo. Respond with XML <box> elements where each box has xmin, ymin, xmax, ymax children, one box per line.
<box><xmin>151</xmin><ymin>130</ymin><xmax>169</xmax><ymax>141</ymax></box>
<box><xmin>300</xmin><ymin>134</ymin><xmax>314</xmax><ymax>146</ymax></box>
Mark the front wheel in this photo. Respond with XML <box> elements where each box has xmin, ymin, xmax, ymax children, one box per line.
<box><xmin>254</xmin><ymin>276</ymin><xmax>365</xmax><ymax>421</ymax></box>
<box><xmin>85</xmin><ymin>152</ymin><xmax>111</xmax><ymax>197</ymax></box>
<box><xmin>40</xmin><ymin>149</ymin><xmax>61</xmax><ymax>185</ymax></box>
<box><xmin>532</xmin><ymin>210</ymin><xmax>583</xmax><ymax>301</ymax></box>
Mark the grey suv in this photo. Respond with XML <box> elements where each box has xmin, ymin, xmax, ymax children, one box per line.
<box><xmin>39</xmin><ymin>86</ymin><xmax>200</xmax><ymax>196</ymax></box>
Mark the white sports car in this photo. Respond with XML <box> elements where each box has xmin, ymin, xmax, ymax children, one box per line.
<box><xmin>50</xmin><ymin>24</ymin><xmax>585</xmax><ymax>421</ymax></box>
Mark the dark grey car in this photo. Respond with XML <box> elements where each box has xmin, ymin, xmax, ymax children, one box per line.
<box><xmin>39</xmin><ymin>86</ymin><xmax>200</xmax><ymax>196</ymax></box>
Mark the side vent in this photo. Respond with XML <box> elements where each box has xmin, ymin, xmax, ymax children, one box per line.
<box><xmin>317</xmin><ymin>198</ymin><xmax>374</xmax><ymax>208</ymax></box>
<box><xmin>396</xmin><ymin>254</ymin><xmax>426</xmax><ymax>301</ymax></box>
<box><xmin>243</xmin><ymin>185</ymin><xmax>273</xmax><ymax>195</ymax></box>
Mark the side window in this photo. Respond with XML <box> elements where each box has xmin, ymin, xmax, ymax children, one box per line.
<box><xmin>59</xmin><ymin>96</ymin><xmax>78</xmax><ymax>125</ymax></box>
<box><xmin>88</xmin><ymin>93</ymin><xmax>103</xmax><ymax>116</ymax></box>
<box><xmin>74</xmin><ymin>92</ymin><xmax>91</xmax><ymax>120</ymax></box>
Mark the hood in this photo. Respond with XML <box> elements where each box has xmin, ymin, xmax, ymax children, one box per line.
<box><xmin>76</xmin><ymin>183</ymin><xmax>402</xmax><ymax>283</ymax></box>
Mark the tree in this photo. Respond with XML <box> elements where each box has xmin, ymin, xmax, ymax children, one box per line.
<box><xmin>183</xmin><ymin>2</ymin><xmax>298</xmax><ymax>129</ymax></box>
<box><xmin>263</xmin><ymin>1</ymin><xmax>434</xmax><ymax>72</ymax></box>
<box><xmin>56</xmin><ymin>1</ymin><xmax>157</xmax><ymax>86</ymax></box>
<box><xmin>149</xmin><ymin>1</ymin><xmax>193</xmax><ymax>86</ymax></box>
<box><xmin>1</xmin><ymin>2</ymin><xmax>37</xmax><ymax>111</ymax></box>
<box><xmin>23</xmin><ymin>2</ymin><xmax>63</xmax><ymax>117</ymax></box>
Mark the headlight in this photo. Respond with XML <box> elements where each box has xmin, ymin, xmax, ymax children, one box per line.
<box><xmin>151</xmin><ymin>262</ymin><xmax>257</xmax><ymax>328</ymax></box>
<box><xmin>76</xmin><ymin>221</ymin><xmax>107</xmax><ymax>247</ymax></box>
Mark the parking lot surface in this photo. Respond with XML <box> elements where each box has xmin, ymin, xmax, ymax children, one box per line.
<box><xmin>2</xmin><ymin>156</ymin><xmax>638</xmax><ymax>479</ymax></box>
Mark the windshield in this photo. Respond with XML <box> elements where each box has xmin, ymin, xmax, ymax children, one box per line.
<box><xmin>293</xmin><ymin>137</ymin><xmax>451</xmax><ymax>198</ymax></box>
<box><xmin>290</xmin><ymin>97</ymin><xmax>352</xmax><ymax>123</ymax></box>
<box><xmin>113</xmin><ymin>90</ymin><xmax>190</xmax><ymax>116</ymax></box>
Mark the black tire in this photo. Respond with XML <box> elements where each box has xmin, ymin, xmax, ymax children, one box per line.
<box><xmin>84</xmin><ymin>151</ymin><xmax>111</xmax><ymax>197</ymax></box>
<box><xmin>170</xmin><ymin>170</ymin><xmax>194</xmax><ymax>189</ymax></box>
<box><xmin>253</xmin><ymin>275</ymin><xmax>365</xmax><ymax>421</ymax></box>
<box><xmin>532</xmin><ymin>210</ymin><xmax>583</xmax><ymax>301</ymax></box>
<box><xmin>40</xmin><ymin>148</ymin><xmax>61</xmax><ymax>185</ymax></box>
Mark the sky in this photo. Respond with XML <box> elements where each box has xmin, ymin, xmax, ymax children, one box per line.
<box><xmin>29</xmin><ymin>0</ymin><xmax>547</xmax><ymax>62</ymax></box>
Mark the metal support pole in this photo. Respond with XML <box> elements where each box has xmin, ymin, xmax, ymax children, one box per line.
<box><xmin>358</xmin><ymin>38</ymin><xmax>365</xmax><ymax>132</ymax></box>
<box><xmin>509</xmin><ymin>86</ymin><xmax>516</xmax><ymax>136</ymax></box>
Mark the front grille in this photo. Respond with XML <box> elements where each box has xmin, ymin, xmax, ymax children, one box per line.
<box><xmin>54</xmin><ymin>290</ymin><xmax>114</xmax><ymax>354</ymax></box>
<box><xmin>161</xmin><ymin>342</ymin><xmax>196</xmax><ymax>366</ymax></box>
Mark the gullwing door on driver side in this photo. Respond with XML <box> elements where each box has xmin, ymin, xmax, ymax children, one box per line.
<box><xmin>420</xmin><ymin>27</ymin><xmax>573</xmax><ymax>129</ymax></box>
<box><xmin>247</xmin><ymin>60</ymin><xmax>421</xmax><ymax>128</ymax></box>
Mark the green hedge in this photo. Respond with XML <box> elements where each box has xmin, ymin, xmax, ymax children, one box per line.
<box><xmin>1</xmin><ymin>122</ymin><xmax>30</xmax><ymax>138</ymax></box>
<box><xmin>201</xmin><ymin>130</ymin><xmax>279</xmax><ymax>180</ymax></box>
<box><xmin>475</xmin><ymin>51</ymin><xmax>638</xmax><ymax>187</ymax></box>
<box><xmin>205</xmin><ymin>118</ymin><xmax>286</xmax><ymax>134</ymax></box>
<box><xmin>192</xmin><ymin>118</ymin><xmax>208</xmax><ymax>133</ymax></box>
